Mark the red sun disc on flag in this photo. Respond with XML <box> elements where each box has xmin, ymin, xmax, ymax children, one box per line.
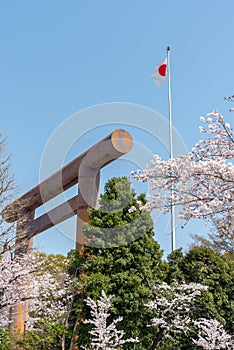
<box><xmin>158</xmin><ymin>64</ymin><xmax>167</xmax><ymax>76</ymax></box>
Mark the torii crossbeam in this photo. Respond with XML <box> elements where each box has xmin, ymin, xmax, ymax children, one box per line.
<box><xmin>2</xmin><ymin>128</ymin><xmax>133</xmax><ymax>332</ymax></box>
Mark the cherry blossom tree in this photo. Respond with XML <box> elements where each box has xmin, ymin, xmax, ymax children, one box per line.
<box><xmin>0</xmin><ymin>252</ymin><xmax>73</xmax><ymax>329</ymax></box>
<box><xmin>0</xmin><ymin>134</ymin><xmax>74</xmax><ymax>348</ymax></box>
<box><xmin>132</xmin><ymin>110</ymin><xmax>234</xmax><ymax>252</ymax></box>
<box><xmin>83</xmin><ymin>290</ymin><xmax>138</xmax><ymax>349</ymax></box>
<box><xmin>192</xmin><ymin>318</ymin><xmax>234</xmax><ymax>350</ymax></box>
<box><xmin>28</xmin><ymin>253</ymin><xmax>75</xmax><ymax>350</ymax></box>
<box><xmin>145</xmin><ymin>282</ymin><xmax>208</xmax><ymax>349</ymax></box>
<box><xmin>83</xmin><ymin>285</ymin><xmax>234</xmax><ymax>350</ymax></box>
<box><xmin>29</xmin><ymin>258</ymin><xmax>73</xmax><ymax>329</ymax></box>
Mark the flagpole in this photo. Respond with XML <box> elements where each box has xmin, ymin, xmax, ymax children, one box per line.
<box><xmin>166</xmin><ymin>46</ymin><xmax>176</xmax><ymax>252</ymax></box>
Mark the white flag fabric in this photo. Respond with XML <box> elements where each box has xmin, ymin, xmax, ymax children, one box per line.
<box><xmin>151</xmin><ymin>56</ymin><xmax>167</xmax><ymax>85</ymax></box>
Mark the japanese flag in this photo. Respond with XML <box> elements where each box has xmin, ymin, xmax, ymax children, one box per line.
<box><xmin>152</xmin><ymin>57</ymin><xmax>167</xmax><ymax>85</ymax></box>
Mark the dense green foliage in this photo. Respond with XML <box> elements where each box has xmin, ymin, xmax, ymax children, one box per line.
<box><xmin>167</xmin><ymin>246</ymin><xmax>234</xmax><ymax>334</ymax></box>
<box><xmin>0</xmin><ymin>328</ymin><xmax>13</xmax><ymax>350</ymax></box>
<box><xmin>68</xmin><ymin>177</ymin><xmax>167</xmax><ymax>349</ymax></box>
<box><xmin>16</xmin><ymin>325</ymin><xmax>65</xmax><ymax>350</ymax></box>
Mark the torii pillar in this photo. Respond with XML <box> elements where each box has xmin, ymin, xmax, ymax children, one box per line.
<box><xmin>2</xmin><ymin>129</ymin><xmax>133</xmax><ymax>334</ymax></box>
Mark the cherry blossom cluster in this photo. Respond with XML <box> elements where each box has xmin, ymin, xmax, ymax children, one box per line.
<box><xmin>128</xmin><ymin>199</ymin><xmax>150</xmax><ymax>213</ymax></box>
<box><xmin>194</xmin><ymin>110</ymin><xmax>234</xmax><ymax>161</ymax></box>
<box><xmin>145</xmin><ymin>282</ymin><xmax>233</xmax><ymax>349</ymax></box>
<box><xmin>192</xmin><ymin>318</ymin><xmax>234</xmax><ymax>350</ymax></box>
<box><xmin>84</xmin><ymin>285</ymin><xmax>233</xmax><ymax>349</ymax></box>
<box><xmin>0</xmin><ymin>252</ymin><xmax>73</xmax><ymax>329</ymax></box>
<box><xmin>131</xmin><ymin>110</ymin><xmax>234</xmax><ymax>249</ymax></box>
<box><xmin>145</xmin><ymin>282</ymin><xmax>208</xmax><ymax>338</ymax></box>
<box><xmin>83</xmin><ymin>290</ymin><xmax>138</xmax><ymax>350</ymax></box>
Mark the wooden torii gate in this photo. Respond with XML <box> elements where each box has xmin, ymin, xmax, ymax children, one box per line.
<box><xmin>2</xmin><ymin>128</ymin><xmax>133</xmax><ymax>333</ymax></box>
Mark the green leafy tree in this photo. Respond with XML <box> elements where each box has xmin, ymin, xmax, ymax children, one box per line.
<box><xmin>0</xmin><ymin>328</ymin><xmax>13</xmax><ymax>350</ymax></box>
<box><xmin>68</xmin><ymin>177</ymin><xmax>167</xmax><ymax>350</ymax></box>
<box><xmin>167</xmin><ymin>246</ymin><xmax>234</xmax><ymax>335</ymax></box>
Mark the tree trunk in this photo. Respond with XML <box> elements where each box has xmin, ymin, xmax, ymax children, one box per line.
<box><xmin>150</xmin><ymin>329</ymin><xmax>164</xmax><ymax>350</ymax></box>
<box><xmin>69</xmin><ymin>317</ymin><xmax>79</xmax><ymax>350</ymax></box>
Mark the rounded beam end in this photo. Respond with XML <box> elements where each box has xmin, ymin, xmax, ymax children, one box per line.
<box><xmin>111</xmin><ymin>129</ymin><xmax>133</xmax><ymax>154</ymax></box>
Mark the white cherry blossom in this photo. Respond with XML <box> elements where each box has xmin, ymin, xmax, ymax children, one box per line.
<box><xmin>132</xmin><ymin>110</ymin><xmax>234</xmax><ymax>252</ymax></box>
<box><xmin>192</xmin><ymin>318</ymin><xmax>234</xmax><ymax>350</ymax></box>
<box><xmin>83</xmin><ymin>290</ymin><xmax>138</xmax><ymax>349</ymax></box>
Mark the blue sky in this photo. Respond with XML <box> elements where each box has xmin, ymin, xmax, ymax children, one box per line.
<box><xmin>1</xmin><ymin>1</ymin><xmax>234</xmax><ymax>257</ymax></box>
